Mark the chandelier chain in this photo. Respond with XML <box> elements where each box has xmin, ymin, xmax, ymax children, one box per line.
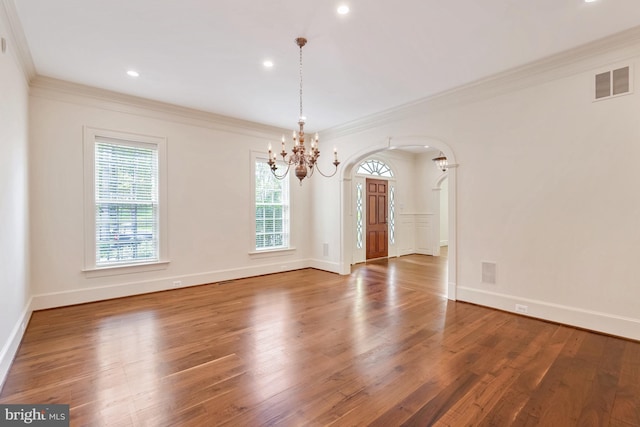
<box><xmin>299</xmin><ymin>42</ymin><xmax>303</xmax><ymax>119</ymax></box>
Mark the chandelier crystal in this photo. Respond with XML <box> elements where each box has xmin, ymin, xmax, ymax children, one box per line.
<box><xmin>268</xmin><ymin>37</ymin><xmax>339</xmax><ymax>184</ymax></box>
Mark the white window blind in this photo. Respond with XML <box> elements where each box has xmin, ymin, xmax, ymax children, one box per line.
<box><xmin>95</xmin><ymin>138</ymin><xmax>159</xmax><ymax>266</ymax></box>
<box><xmin>255</xmin><ymin>160</ymin><xmax>289</xmax><ymax>250</ymax></box>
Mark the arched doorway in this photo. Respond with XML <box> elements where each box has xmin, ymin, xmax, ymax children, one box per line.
<box><xmin>339</xmin><ymin>136</ymin><xmax>458</xmax><ymax>301</ymax></box>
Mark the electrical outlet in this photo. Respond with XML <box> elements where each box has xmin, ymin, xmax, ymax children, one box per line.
<box><xmin>515</xmin><ymin>304</ymin><xmax>528</xmax><ymax>314</ymax></box>
<box><xmin>173</xmin><ymin>281</ymin><xmax>182</xmax><ymax>288</ymax></box>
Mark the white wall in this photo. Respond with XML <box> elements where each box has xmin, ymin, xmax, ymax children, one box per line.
<box><xmin>322</xmin><ymin>34</ymin><xmax>640</xmax><ymax>340</ymax></box>
<box><xmin>440</xmin><ymin>177</ymin><xmax>449</xmax><ymax>246</ymax></box>
<box><xmin>28</xmin><ymin>79</ymin><xmax>313</xmax><ymax>309</ymax></box>
<box><xmin>414</xmin><ymin>151</ymin><xmax>445</xmax><ymax>255</ymax></box>
<box><xmin>0</xmin><ymin>2</ymin><xmax>31</xmax><ymax>386</ymax></box>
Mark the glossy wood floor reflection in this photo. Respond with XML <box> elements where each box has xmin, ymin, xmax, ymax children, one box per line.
<box><xmin>2</xmin><ymin>253</ymin><xmax>640</xmax><ymax>426</ymax></box>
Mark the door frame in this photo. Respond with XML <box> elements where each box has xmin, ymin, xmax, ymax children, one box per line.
<box><xmin>351</xmin><ymin>164</ymin><xmax>397</xmax><ymax>265</ymax></box>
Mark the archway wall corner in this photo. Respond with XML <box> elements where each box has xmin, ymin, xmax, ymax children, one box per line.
<box><xmin>339</xmin><ymin>134</ymin><xmax>458</xmax><ymax>182</ymax></box>
<box><xmin>389</xmin><ymin>135</ymin><xmax>457</xmax><ymax>164</ymax></box>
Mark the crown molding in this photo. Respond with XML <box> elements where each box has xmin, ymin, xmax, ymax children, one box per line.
<box><xmin>322</xmin><ymin>25</ymin><xmax>640</xmax><ymax>140</ymax></box>
<box><xmin>0</xmin><ymin>0</ymin><xmax>36</xmax><ymax>80</ymax></box>
<box><xmin>30</xmin><ymin>76</ymin><xmax>288</xmax><ymax>140</ymax></box>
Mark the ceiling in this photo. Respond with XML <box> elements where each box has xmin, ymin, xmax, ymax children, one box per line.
<box><xmin>12</xmin><ymin>0</ymin><xmax>640</xmax><ymax>132</ymax></box>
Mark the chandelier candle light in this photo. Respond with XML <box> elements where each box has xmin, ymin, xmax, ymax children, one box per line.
<box><xmin>268</xmin><ymin>37</ymin><xmax>339</xmax><ymax>184</ymax></box>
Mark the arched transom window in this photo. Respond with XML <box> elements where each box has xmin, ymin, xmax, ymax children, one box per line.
<box><xmin>357</xmin><ymin>159</ymin><xmax>394</xmax><ymax>177</ymax></box>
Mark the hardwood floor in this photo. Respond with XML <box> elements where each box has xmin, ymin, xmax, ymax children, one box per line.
<box><xmin>1</xmin><ymin>253</ymin><xmax>639</xmax><ymax>426</ymax></box>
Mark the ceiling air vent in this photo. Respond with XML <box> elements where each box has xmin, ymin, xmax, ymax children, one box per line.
<box><xmin>595</xmin><ymin>66</ymin><xmax>631</xmax><ymax>100</ymax></box>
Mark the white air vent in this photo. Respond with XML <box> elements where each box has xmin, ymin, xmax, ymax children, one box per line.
<box><xmin>595</xmin><ymin>71</ymin><xmax>611</xmax><ymax>99</ymax></box>
<box><xmin>481</xmin><ymin>262</ymin><xmax>496</xmax><ymax>284</ymax></box>
<box><xmin>612</xmin><ymin>67</ymin><xmax>630</xmax><ymax>95</ymax></box>
<box><xmin>595</xmin><ymin>66</ymin><xmax>631</xmax><ymax>100</ymax></box>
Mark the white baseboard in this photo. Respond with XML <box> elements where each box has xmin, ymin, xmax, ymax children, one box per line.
<box><xmin>0</xmin><ymin>298</ymin><xmax>33</xmax><ymax>391</ymax></box>
<box><xmin>32</xmin><ymin>260</ymin><xmax>313</xmax><ymax>311</ymax></box>
<box><xmin>457</xmin><ymin>286</ymin><xmax>640</xmax><ymax>341</ymax></box>
<box><xmin>308</xmin><ymin>259</ymin><xmax>341</xmax><ymax>274</ymax></box>
<box><xmin>416</xmin><ymin>249</ymin><xmax>433</xmax><ymax>256</ymax></box>
<box><xmin>440</xmin><ymin>240</ymin><xmax>448</xmax><ymax>246</ymax></box>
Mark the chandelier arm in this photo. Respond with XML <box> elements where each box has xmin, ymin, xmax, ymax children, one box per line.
<box><xmin>270</xmin><ymin>162</ymin><xmax>293</xmax><ymax>180</ymax></box>
<box><xmin>314</xmin><ymin>162</ymin><xmax>340</xmax><ymax>178</ymax></box>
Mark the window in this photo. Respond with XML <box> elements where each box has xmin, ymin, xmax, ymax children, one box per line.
<box><xmin>356</xmin><ymin>183</ymin><xmax>363</xmax><ymax>249</ymax></box>
<box><xmin>84</xmin><ymin>128</ymin><xmax>167</xmax><ymax>271</ymax></box>
<box><xmin>389</xmin><ymin>185</ymin><xmax>396</xmax><ymax>244</ymax></box>
<box><xmin>357</xmin><ymin>159</ymin><xmax>394</xmax><ymax>177</ymax></box>
<box><xmin>254</xmin><ymin>159</ymin><xmax>289</xmax><ymax>250</ymax></box>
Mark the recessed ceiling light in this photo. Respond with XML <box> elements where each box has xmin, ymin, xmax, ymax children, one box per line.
<box><xmin>584</xmin><ymin>0</ymin><xmax>597</xmax><ymax>3</ymax></box>
<box><xmin>263</xmin><ymin>60</ymin><xmax>274</xmax><ymax>68</ymax></box>
<box><xmin>126</xmin><ymin>70</ymin><xmax>140</xmax><ymax>77</ymax></box>
<box><xmin>337</xmin><ymin>5</ymin><xmax>350</xmax><ymax>15</ymax></box>
<box><xmin>424</xmin><ymin>145</ymin><xmax>430</xmax><ymax>148</ymax></box>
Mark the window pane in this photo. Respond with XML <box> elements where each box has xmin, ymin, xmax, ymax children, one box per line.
<box><xmin>265</xmin><ymin>219</ymin><xmax>274</xmax><ymax>233</ymax></box>
<box><xmin>390</xmin><ymin>185</ymin><xmax>396</xmax><ymax>245</ymax></box>
<box><xmin>356</xmin><ymin>160</ymin><xmax>394</xmax><ymax>177</ymax></box>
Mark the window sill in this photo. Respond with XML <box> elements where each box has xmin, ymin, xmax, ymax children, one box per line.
<box><xmin>248</xmin><ymin>247</ymin><xmax>296</xmax><ymax>258</ymax></box>
<box><xmin>83</xmin><ymin>260</ymin><xmax>170</xmax><ymax>278</ymax></box>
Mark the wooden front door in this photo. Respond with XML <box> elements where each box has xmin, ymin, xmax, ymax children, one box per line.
<box><xmin>366</xmin><ymin>178</ymin><xmax>388</xmax><ymax>259</ymax></box>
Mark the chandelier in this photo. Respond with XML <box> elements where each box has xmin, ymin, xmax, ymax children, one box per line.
<box><xmin>433</xmin><ymin>151</ymin><xmax>448</xmax><ymax>171</ymax></box>
<box><xmin>268</xmin><ymin>37</ymin><xmax>339</xmax><ymax>184</ymax></box>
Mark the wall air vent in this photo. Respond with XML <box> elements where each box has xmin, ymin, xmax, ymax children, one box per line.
<box><xmin>595</xmin><ymin>66</ymin><xmax>631</xmax><ymax>100</ymax></box>
<box><xmin>481</xmin><ymin>262</ymin><xmax>496</xmax><ymax>285</ymax></box>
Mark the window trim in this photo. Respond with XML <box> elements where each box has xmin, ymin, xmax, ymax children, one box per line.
<box><xmin>250</xmin><ymin>150</ymin><xmax>293</xmax><ymax>254</ymax></box>
<box><xmin>83</xmin><ymin>127</ymin><xmax>169</xmax><ymax>275</ymax></box>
